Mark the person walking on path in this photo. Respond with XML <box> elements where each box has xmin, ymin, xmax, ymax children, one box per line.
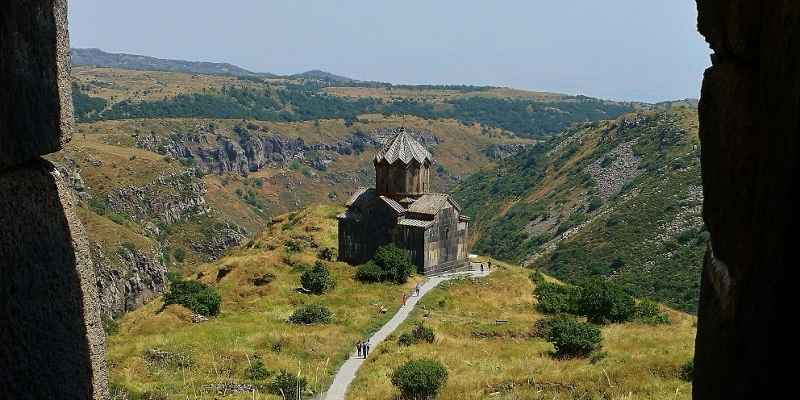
<box><xmin>324</xmin><ymin>267</ymin><xmax>492</xmax><ymax>400</ymax></box>
<box><xmin>415</xmin><ymin>283</ymin><xmax>420</xmax><ymax>296</ymax></box>
<box><xmin>402</xmin><ymin>293</ymin><xmax>407</xmax><ymax>307</ymax></box>
<box><xmin>356</xmin><ymin>340</ymin><xmax>362</xmax><ymax>358</ymax></box>
<box><xmin>488</xmin><ymin>260</ymin><xmax>491</xmax><ymax>270</ymax></box>
<box><xmin>480</xmin><ymin>263</ymin><xmax>484</xmax><ymax>273</ymax></box>
<box><xmin>364</xmin><ymin>340</ymin><xmax>370</xmax><ymax>357</ymax></box>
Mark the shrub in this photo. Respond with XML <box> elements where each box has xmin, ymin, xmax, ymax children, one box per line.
<box><xmin>116</xmin><ymin>241</ymin><xmax>137</xmax><ymax>256</ymax></box>
<box><xmin>287</xmin><ymin>241</ymin><xmax>303</xmax><ymax>253</ymax></box>
<box><xmin>575</xmin><ymin>276</ymin><xmax>636</xmax><ymax>324</ymax></box>
<box><xmin>537</xmin><ymin>314</ymin><xmax>602</xmax><ymax>358</ymax></box>
<box><xmin>533</xmin><ymin>281</ymin><xmax>578</xmax><ymax>315</ymax></box>
<box><xmin>268</xmin><ymin>369</ymin><xmax>307</xmax><ymax>398</ymax></box>
<box><xmin>411</xmin><ymin>322</ymin><xmax>435</xmax><ymax>343</ymax></box>
<box><xmin>288</xmin><ymin>304</ymin><xmax>332</xmax><ymax>325</ymax></box>
<box><xmin>355</xmin><ymin>261</ymin><xmax>384</xmax><ymax>283</ymax></box>
<box><xmin>633</xmin><ymin>298</ymin><xmax>670</xmax><ymax>325</ymax></box>
<box><xmin>373</xmin><ymin>243</ymin><xmax>415</xmax><ymax>284</ymax></box>
<box><xmin>173</xmin><ymin>247</ymin><xmax>186</xmax><ymax>262</ymax></box>
<box><xmin>587</xmin><ymin>195</ymin><xmax>603</xmax><ymax>212</ymax></box>
<box><xmin>398</xmin><ymin>332</ymin><xmax>415</xmax><ymax>346</ymax></box>
<box><xmin>162</xmin><ymin>280</ymin><xmax>221</xmax><ymax>316</ymax></box>
<box><xmin>680</xmin><ymin>359</ymin><xmax>694</xmax><ymax>382</ymax></box>
<box><xmin>390</xmin><ymin>359</ymin><xmax>448</xmax><ymax>399</ymax></box>
<box><xmin>300</xmin><ymin>261</ymin><xmax>335</xmax><ymax>295</ymax></box>
<box><xmin>244</xmin><ymin>360</ymin><xmax>271</xmax><ymax>380</ymax></box>
<box><xmin>528</xmin><ymin>269</ymin><xmax>546</xmax><ymax>285</ymax></box>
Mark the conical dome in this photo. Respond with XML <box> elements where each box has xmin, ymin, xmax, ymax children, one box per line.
<box><xmin>373</xmin><ymin>127</ymin><xmax>432</xmax><ymax>165</ymax></box>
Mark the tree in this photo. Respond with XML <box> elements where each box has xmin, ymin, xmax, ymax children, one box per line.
<box><xmin>536</xmin><ymin>314</ymin><xmax>602</xmax><ymax>358</ymax></box>
<box><xmin>162</xmin><ymin>280</ymin><xmax>221</xmax><ymax>317</ymax></box>
<box><xmin>391</xmin><ymin>359</ymin><xmax>448</xmax><ymax>399</ymax></box>
<box><xmin>355</xmin><ymin>260</ymin><xmax>384</xmax><ymax>283</ymax></box>
<box><xmin>373</xmin><ymin>243</ymin><xmax>415</xmax><ymax>284</ymax></box>
<box><xmin>300</xmin><ymin>260</ymin><xmax>335</xmax><ymax>295</ymax></box>
<box><xmin>533</xmin><ymin>281</ymin><xmax>579</xmax><ymax>315</ymax></box>
<box><xmin>575</xmin><ymin>276</ymin><xmax>636</xmax><ymax>324</ymax></box>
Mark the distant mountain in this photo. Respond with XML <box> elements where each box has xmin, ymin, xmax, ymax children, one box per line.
<box><xmin>70</xmin><ymin>48</ymin><xmax>275</xmax><ymax>76</ymax></box>
<box><xmin>290</xmin><ymin>69</ymin><xmax>358</xmax><ymax>83</ymax></box>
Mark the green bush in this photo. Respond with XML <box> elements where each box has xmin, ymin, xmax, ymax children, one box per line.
<box><xmin>411</xmin><ymin>322</ymin><xmax>435</xmax><ymax>343</ymax></box>
<box><xmin>173</xmin><ymin>247</ymin><xmax>186</xmax><ymax>262</ymax></box>
<box><xmin>680</xmin><ymin>359</ymin><xmax>694</xmax><ymax>382</ymax></box>
<box><xmin>355</xmin><ymin>261</ymin><xmax>384</xmax><ymax>283</ymax></box>
<box><xmin>373</xmin><ymin>243</ymin><xmax>415</xmax><ymax>284</ymax></box>
<box><xmin>390</xmin><ymin>359</ymin><xmax>449</xmax><ymax>399</ymax></box>
<box><xmin>162</xmin><ymin>280</ymin><xmax>221</xmax><ymax>316</ymax></box>
<box><xmin>528</xmin><ymin>269</ymin><xmax>546</xmax><ymax>285</ymax></box>
<box><xmin>576</xmin><ymin>276</ymin><xmax>636</xmax><ymax>324</ymax></box>
<box><xmin>268</xmin><ymin>369</ymin><xmax>307</xmax><ymax>398</ymax></box>
<box><xmin>533</xmin><ymin>281</ymin><xmax>578</xmax><ymax>315</ymax></box>
<box><xmin>398</xmin><ymin>332</ymin><xmax>415</xmax><ymax>346</ymax></box>
<box><xmin>287</xmin><ymin>304</ymin><xmax>332</xmax><ymax>325</ymax></box>
<box><xmin>536</xmin><ymin>314</ymin><xmax>602</xmax><ymax>358</ymax></box>
<box><xmin>300</xmin><ymin>261</ymin><xmax>335</xmax><ymax>295</ymax></box>
<box><xmin>633</xmin><ymin>298</ymin><xmax>670</xmax><ymax>325</ymax></box>
<box><xmin>244</xmin><ymin>360</ymin><xmax>271</xmax><ymax>380</ymax></box>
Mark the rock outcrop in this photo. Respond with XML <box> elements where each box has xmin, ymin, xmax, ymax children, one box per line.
<box><xmin>693</xmin><ymin>1</ymin><xmax>799</xmax><ymax>398</ymax></box>
<box><xmin>93</xmin><ymin>245</ymin><xmax>168</xmax><ymax>317</ymax></box>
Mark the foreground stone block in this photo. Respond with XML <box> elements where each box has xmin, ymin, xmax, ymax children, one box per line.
<box><xmin>694</xmin><ymin>0</ymin><xmax>798</xmax><ymax>398</ymax></box>
<box><xmin>0</xmin><ymin>159</ymin><xmax>108</xmax><ymax>399</ymax></box>
<box><xmin>0</xmin><ymin>0</ymin><xmax>73</xmax><ymax>170</ymax></box>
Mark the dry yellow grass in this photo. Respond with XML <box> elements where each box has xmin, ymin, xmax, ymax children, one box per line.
<box><xmin>346</xmin><ymin>267</ymin><xmax>696</xmax><ymax>400</ymax></box>
<box><xmin>105</xmin><ymin>205</ymin><xmax>695</xmax><ymax>399</ymax></box>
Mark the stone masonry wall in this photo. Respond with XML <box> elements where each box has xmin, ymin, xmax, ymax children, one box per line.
<box><xmin>693</xmin><ymin>0</ymin><xmax>799</xmax><ymax>398</ymax></box>
<box><xmin>0</xmin><ymin>1</ymin><xmax>109</xmax><ymax>398</ymax></box>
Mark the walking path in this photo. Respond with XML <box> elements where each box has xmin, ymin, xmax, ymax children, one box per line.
<box><xmin>322</xmin><ymin>263</ymin><xmax>493</xmax><ymax>400</ymax></box>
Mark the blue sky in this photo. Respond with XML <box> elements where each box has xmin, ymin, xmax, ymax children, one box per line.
<box><xmin>67</xmin><ymin>1</ymin><xmax>710</xmax><ymax>103</ymax></box>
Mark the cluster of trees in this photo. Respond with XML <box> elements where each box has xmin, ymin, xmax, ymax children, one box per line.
<box><xmin>72</xmin><ymin>80</ymin><xmax>634</xmax><ymax>138</ymax></box>
<box><xmin>529</xmin><ymin>273</ymin><xmax>668</xmax><ymax>358</ymax></box>
<box><xmin>532</xmin><ymin>274</ymin><xmax>669</xmax><ymax>325</ymax></box>
<box><xmin>71</xmin><ymin>85</ymin><xmax>107</xmax><ymax>120</ymax></box>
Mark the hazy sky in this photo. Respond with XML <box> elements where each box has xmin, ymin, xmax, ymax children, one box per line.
<box><xmin>67</xmin><ymin>1</ymin><xmax>710</xmax><ymax>103</ymax></box>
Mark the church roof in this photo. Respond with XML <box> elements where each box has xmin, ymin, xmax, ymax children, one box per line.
<box><xmin>345</xmin><ymin>187</ymin><xmax>376</xmax><ymax>207</ymax></box>
<box><xmin>398</xmin><ymin>219</ymin><xmax>435</xmax><ymax>229</ymax></box>
<box><xmin>336</xmin><ymin>209</ymin><xmax>362</xmax><ymax>220</ymax></box>
<box><xmin>408</xmin><ymin>193</ymin><xmax>461</xmax><ymax>215</ymax></box>
<box><xmin>373</xmin><ymin>127</ymin><xmax>432</xmax><ymax>165</ymax></box>
<box><xmin>379</xmin><ymin>196</ymin><xmax>407</xmax><ymax>214</ymax></box>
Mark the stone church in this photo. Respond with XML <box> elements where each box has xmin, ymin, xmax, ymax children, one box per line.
<box><xmin>337</xmin><ymin>127</ymin><xmax>470</xmax><ymax>275</ymax></box>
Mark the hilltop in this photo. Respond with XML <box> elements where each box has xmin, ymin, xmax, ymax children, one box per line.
<box><xmin>72</xmin><ymin>48</ymin><xmax>264</xmax><ymax>76</ymax></box>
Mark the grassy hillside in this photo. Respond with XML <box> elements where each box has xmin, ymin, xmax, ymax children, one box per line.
<box><xmin>105</xmin><ymin>204</ymin><xmax>696</xmax><ymax>399</ymax></box>
<box><xmin>452</xmin><ymin>108</ymin><xmax>703</xmax><ymax>313</ymax></box>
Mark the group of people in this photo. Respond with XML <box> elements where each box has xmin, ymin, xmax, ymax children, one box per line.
<box><xmin>356</xmin><ymin>340</ymin><xmax>370</xmax><ymax>358</ymax></box>
<box><xmin>401</xmin><ymin>283</ymin><xmax>422</xmax><ymax>307</ymax></box>
<box><xmin>480</xmin><ymin>260</ymin><xmax>492</xmax><ymax>273</ymax></box>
